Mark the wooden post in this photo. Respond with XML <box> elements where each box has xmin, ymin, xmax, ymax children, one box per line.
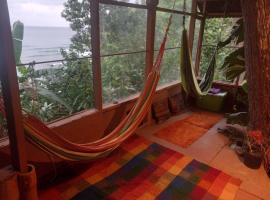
<box><xmin>194</xmin><ymin>0</ymin><xmax>206</xmax><ymax>76</ymax></box>
<box><xmin>145</xmin><ymin>0</ymin><xmax>159</xmax><ymax>125</ymax></box>
<box><xmin>0</xmin><ymin>0</ymin><xmax>28</xmax><ymax>173</ymax></box>
<box><xmin>242</xmin><ymin>0</ymin><xmax>270</xmax><ymax>137</ymax></box>
<box><xmin>90</xmin><ymin>0</ymin><xmax>103</xmax><ymax>111</ymax></box>
<box><xmin>188</xmin><ymin>0</ymin><xmax>197</xmax><ymax>50</ymax></box>
<box><xmin>145</xmin><ymin>0</ymin><xmax>159</xmax><ymax>76</ymax></box>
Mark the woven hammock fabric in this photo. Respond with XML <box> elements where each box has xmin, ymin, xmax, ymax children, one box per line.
<box><xmin>0</xmin><ymin>16</ymin><xmax>173</xmax><ymax>161</ymax></box>
<box><xmin>180</xmin><ymin>29</ymin><xmax>217</xmax><ymax>97</ymax></box>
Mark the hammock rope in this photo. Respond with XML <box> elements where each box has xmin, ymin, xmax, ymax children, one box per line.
<box><xmin>0</xmin><ymin>3</ymin><xmax>175</xmax><ymax>161</ymax></box>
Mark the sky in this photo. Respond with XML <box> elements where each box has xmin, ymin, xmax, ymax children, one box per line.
<box><xmin>7</xmin><ymin>0</ymin><xmax>69</xmax><ymax>27</ymax></box>
<box><xmin>7</xmin><ymin>0</ymin><xmax>140</xmax><ymax>27</ymax></box>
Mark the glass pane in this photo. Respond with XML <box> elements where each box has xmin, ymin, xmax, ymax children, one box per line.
<box><xmin>155</xmin><ymin>12</ymin><xmax>190</xmax><ymax>49</ymax></box>
<box><xmin>17</xmin><ymin>58</ymin><xmax>94</xmax><ymax>122</ymax></box>
<box><xmin>158</xmin><ymin>48</ymin><xmax>181</xmax><ymax>85</ymax></box>
<box><xmin>102</xmin><ymin>53</ymin><xmax>145</xmax><ymax>104</ymax></box>
<box><xmin>192</xmin><ymin>19</ymin><xmax>201</xmax><ymax>63</ymax></box>
<box><xmin>100</xmin><ymin>4</ymin><xmax>146</xmax><ymax>55</ymax></box>
<box><xmin>199</xmin><ymin>45</ymin><xmax>236</xmax><ymax>82</ymax></box>
<box><xmin>115</xmin><ymin>0</ymin><xmax>146</xmax><ymax>4</ymax></box>
<box><xmin>8</xmin><ymin>0</ymin><xmax>77</xmax><ymax>64</ymax></box>
<box><xmin>0</xmin><ymin>85</ymin><xmax>7</xmax><ymax>139</ymax></box>
<box><xmin>200</xmin><ymin>17</ymin><xmax>240</xmax><ymax>82</ymax></box>
<box><xmin>215</xmin><ymin>47</ymin><xmax>237</xmax><ymax>82</ymax></box>
<box><xmin>203</xmin><ymin>18</ymin><xmax>237</xmax><ymax>46</ymax></box>
<box><xmin>158</xmin><ymin>0</ymin><xmax>192</xmax><ymax>12</ymax></box>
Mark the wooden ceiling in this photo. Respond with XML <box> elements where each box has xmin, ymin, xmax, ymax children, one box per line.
<box><xmin>197</xmin><ymin>0</ymin><xmax>242</xmax><ymax>17</ymax></box>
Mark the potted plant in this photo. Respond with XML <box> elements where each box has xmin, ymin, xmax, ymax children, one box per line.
<box><xmin>244</xmin><ymin>130</ymin><xmax>267</xmax><ymax>169</ymax></box>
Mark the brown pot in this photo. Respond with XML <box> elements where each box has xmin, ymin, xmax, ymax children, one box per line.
<box><xmin>244</xmin><ymin>150</ymin><xmax>264</xmax><ymax>169</ymax></box>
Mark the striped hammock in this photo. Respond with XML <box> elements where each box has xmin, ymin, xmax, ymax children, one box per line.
<box><xmin>0</xmin><ymin>16</ymin><xmax>173</xmax><ymax>161</ymax></box>
<box><xmin>180</xmin><ymin>28</ymin><xmax>218</xmax><ymax>97</ymax></box>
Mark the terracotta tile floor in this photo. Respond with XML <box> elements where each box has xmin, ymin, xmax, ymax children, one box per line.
<box><xmin>137</xmin><ymin>112</ymin><xmax>269</xmax><ymax>200</ymax></box>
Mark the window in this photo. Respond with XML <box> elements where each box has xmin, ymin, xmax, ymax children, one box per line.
<box><xmin>18</xmin><ymin>59</ymin><xmax>94</xmax><ymax>122</ymax></box>
<box><xmin>200</xmin><ymin>18</ymin><xmax>239</xmax><ymax>82</ymax></box>
<box><xmin>100</xmin><ymin>4</ymin><xmax>146</xmax><ymax>104</ymax></box>
<box><xmin>8</xmin><ymin>0</ymin><xmax>94</xmax><ymax>122</ymax></box>
<box><xmin>158</xmin><ymin>0</ymin><xmax>192</xmax><ymax>12</ymax></box>
<box><xmin>115</xmin><ymin>0</ymin><xmax>146</xmax><ymax>5</ymax></box>
<box><xmin>155</xmin><ymin>11</ymin><xmax>190</xmax><ymax>85</ymax></box>
<box><xmin>102</xmin><ymin>53</ymin><xmax>145</xmax><ymax>103</ymax></box>
<box><xmin>192</xmin><ymin>19</ymin><xmax>201</xmax><ymax>63</ymax></box>
<box><xmin>6</xmin><ymin>0</ymin><xmax>198</xmax><ymax>122</ymax></box>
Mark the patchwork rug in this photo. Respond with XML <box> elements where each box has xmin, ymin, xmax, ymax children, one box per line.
<box><xmin>39</xmin><ymin>135</ymin><xmax>241</xmax><ymax>200</ymax></box>
<box><xmin>154</xmin><ymin>111</ymin><xmax>223</xmax><ymax>148</ymax></box>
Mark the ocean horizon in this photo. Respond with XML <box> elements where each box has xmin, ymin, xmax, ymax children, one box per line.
<box><xmin>21</xmin><ymin>26</ymin><xmax>74</xmax><ymax>68</ymax></box>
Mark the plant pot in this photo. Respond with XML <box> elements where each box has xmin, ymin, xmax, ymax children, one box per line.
<box><xmin>244</xmin><ymin>151</ymin><xmax>264</xmax><ymax>169</ymax></box>
<box><xmin>234</xmin><ymin>140</ymin><xmax>246</xmax><ymax>156</ymax></box>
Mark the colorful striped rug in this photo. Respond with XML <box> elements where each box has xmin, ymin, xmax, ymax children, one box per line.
<box><xmin>39</xmin><ymin>135</ymin><xmax>241</xmax><ymax>200</ymax></box>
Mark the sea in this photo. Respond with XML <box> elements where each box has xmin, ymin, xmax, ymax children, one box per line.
<box><xmin>21</xmin><ymin>26</ymin><xmax>75</xmax><ymax>69</ymax></box>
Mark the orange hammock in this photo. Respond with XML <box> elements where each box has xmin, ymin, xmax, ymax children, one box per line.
<box><xmin>0</xmin><ymin>16</ymin><xmax>173</xmax><ymax>161</ymax></box>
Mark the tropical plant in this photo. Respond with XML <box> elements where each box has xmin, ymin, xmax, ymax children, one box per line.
<box><xmin>219</xmin><ymin>18</ymin><xmax>245</xmax><ymax>81</ymax></box>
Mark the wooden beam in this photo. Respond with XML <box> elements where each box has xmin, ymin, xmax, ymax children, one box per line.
<box><xmin>0</xmin><ymin>0</ymin><xmax>28</xmax><ymax>173</ymax></box>
<box><xmin>145</xmin><ymin>0</ymin><xmax>159</xmax><ymax>76</ymax></box>
<box><xmin>100</xmin><ymin>0</ymin><xmax>147</xmax><ymax>9</ymax></box>
<box><xmin>194</xmin><ymin>1</ymin><xmax>207</xmax><ymax>76</ymax></box>
<box><xmin>206</xmin><ymin>12</ymin><xmax>242</xmax><ymax>18</ymax></box>
<box><xmin>242</xmin><ymin>0</ymin><xmax>270</xmax><ymax>136</ymax></box>
<box><xmin>156</xmin><ymin>7</ymin><xmax>203</xmax><ymax>19</ymax></box>
<box><xmin>145</xmin><ymin>0</ymin><xmax>158</xmax><ymax>125</ymax></box>
<box><xmin>189</xmin><ymin>0</ymin><xmax>198</xmax><ymax>50</ymax></box>
<box><xmin>90</xmin><ymin>0</ymin><xmax>103</xmax><ymax>111</ymax></box>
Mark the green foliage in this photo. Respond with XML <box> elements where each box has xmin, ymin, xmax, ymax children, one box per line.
<box><xmin>99</xmin><ymin>4</ymin><xmax>146</xmax><ymax>102</ymax></box>
<box><xmin>200</xmin><ymin>18</ymin><xmax>238</xmax><ymax>81</ymax></box>
<box><xmin>220</xmin><ymin>19</ymin><xmax>245</xmax><ymax>81</ymax></box>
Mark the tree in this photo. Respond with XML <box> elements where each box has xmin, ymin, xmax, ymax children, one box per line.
<box><xmin>242</xmin><ymin>0</ymin><xmax>270</xmax><ymax>138</ymax></box>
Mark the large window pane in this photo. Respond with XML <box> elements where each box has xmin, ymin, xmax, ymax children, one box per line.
<box><xmin>192</xmin><ymin>19</ymin><xmax>201</xmax><ymax>63</ymax></box>
<box><xmin>203</xmin><ymin>18</ymin><xmax>237</xmax><ymax>46</ymax></box>
<box><xmin>158</xmin><ymin>48</ymin><xmax>181</xmax><ymax>85</ymax></box>
<box><xmin>8</xmin><ymin>0</ymin><xmax>94</xmax><ymax>122</ymax></box>
<box><xmin>158</xmin><ymin>0</ymin><xmax>192</xmax><ymax>12</ymax></box>
<box><xmin>102</xmin><ymin>53</ymin><xmax>145</xmax><ymax>104</ymax></box>
<box><xmin>8</xmin><ymin>0</ymin><xmax>76</xmax><ymax>64</ymax></box>
<box><xmin>100</xmin><ymin>5</ymin><xmax>146</xmax><ymax>104</ymax></box>
<box><xmin>100</xmin><ymin>4</ymin><xmax>146</xmax><ymax>55</ymax></box>
<box><xmin>18</xmin><ymin>59</ymin><xmax>94</xmax><ymax>122</ymax></box>
<box><xmin>155</xmin><ymin>12</ymin><xmax>189</xmax><ymax>86</ymax></box>
<box><xmin>200</xmin><ymin>18</ymin><xmax>239</xmax><ymax>82</ymax></box>
<box><xmin>115</xmin><ymin>0</ymin><xmax>146</xmax><ymax>5</ymax></box>
<box><xmin>199</xmin><ymin>45</ymin><xmax>236</xmax><ymax>82</ymax></box>
<box><xmin>155</xmin><ymin>12</ymin><xmax>188</xmax><ymax>49</ymax></box>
